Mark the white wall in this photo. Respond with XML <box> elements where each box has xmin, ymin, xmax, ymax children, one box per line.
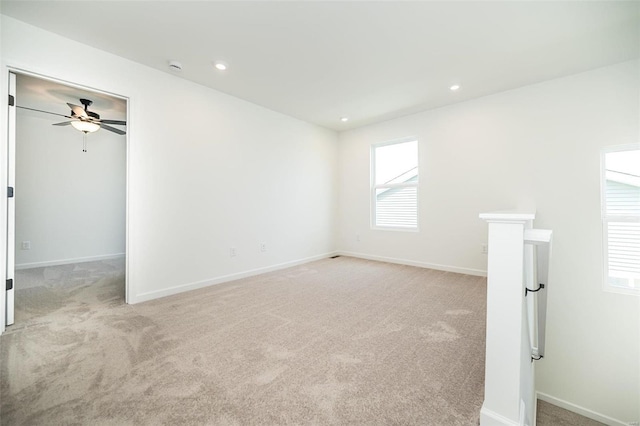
<box><xmin>0</xmin><ymin>16</ymin><xmax>338</xmax><ymax>309</ymax></box>
<box><xmin>337</xmin><ymin>61</ymin><xmax>639</xmax><ymax>423</ymax></box>
<box><xmin>14</xmin><ymin>112</ymin><xmax>126</xmax><ymax>268</ymax></box>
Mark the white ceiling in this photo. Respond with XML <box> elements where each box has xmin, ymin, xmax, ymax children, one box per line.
<box><xmin>2</xmin><ymin>1</ymin><xmax>638</xmax><ymax>131</ymax></box>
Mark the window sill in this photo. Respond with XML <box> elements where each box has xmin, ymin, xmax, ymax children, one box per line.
<box><xmin>602</xmin><ymin>284</ymin><xmax>640</xmax><ymax>297</ymax></box>
<box><xmin>371</xmin><ymin>226</ymin><xmax>419</xmax><ymax>233</ymax></box>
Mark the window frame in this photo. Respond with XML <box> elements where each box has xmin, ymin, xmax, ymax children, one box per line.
<box><xmin>370</xmin><ymin>137</ymin><xmax>419</xmax><ymax>231</ymax></box>
<box><xmin>601</xmin><ymin>143</ymin><xmax>640</xmax><ymax>296</ymax></box>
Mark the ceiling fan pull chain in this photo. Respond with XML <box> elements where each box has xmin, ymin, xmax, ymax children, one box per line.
<box><xmin>83</xmin><ymin>133</ymin><xmax>87</xmax><ymax>153</ymax></box>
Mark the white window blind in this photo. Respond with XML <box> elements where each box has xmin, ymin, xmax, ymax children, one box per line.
<box><xmin>602</xmin><ymin>145</ymin><xmax>640</xmax><ymax>294</ymax></box>
<box><xmin>372</xmin><ymin>139</ymin><xmax>418</xmax><ymax>229</ymax></box>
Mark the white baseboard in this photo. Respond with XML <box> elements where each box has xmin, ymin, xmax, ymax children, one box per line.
<box><xmin>130</xmin><ymin>251</ymin><xmax>339</xmax><ymax>304</ymax></box>
<box><xmin>15</xmin><ymin>253</ymin><xmax>125</xmax><ymax>270</ymax></box>
<box><xmin>479</xmin><ymin>405</ymin><xmax>519</xmax><ymax>426</ymax></box>
<box><xmin>337</xmin><ymin>251</ymin><xmax>487</xmax><ymax>277</ymax></box>
<box><xmin>536</xmin><ymin>392</ymin><xmax>631</xmax><ymax>426</ymax></box>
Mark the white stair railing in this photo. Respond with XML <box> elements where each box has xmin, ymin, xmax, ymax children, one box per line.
<box><xmin>524</xmin><ymin>228</ymin><xmax>552</xmax><ymax>361</ymax></box>
<box><xmin>479</xmin><ymin>211</ymin><xmax>552</xmax><ymax>426</ymax></box>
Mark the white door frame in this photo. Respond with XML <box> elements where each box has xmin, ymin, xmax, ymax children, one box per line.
<box><xmin>1</xmin><ymin>67</ymin><xmax>131</xmax><ymax>333</ymax></box>
<box><xmin>6</xmin><ymin>72</ymin><xmax>16</xmax><ymax>326</ymax></box>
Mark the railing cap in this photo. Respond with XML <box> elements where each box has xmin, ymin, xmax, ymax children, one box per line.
<box><xmin>524</xmin><ymin>228</ymin><xmax>553</xmax><ymax>245</ymax></box>
<box><xmin>479</xmin><ymin>210</ymin><xmax>536</xmax><ymax>223</ymax></box>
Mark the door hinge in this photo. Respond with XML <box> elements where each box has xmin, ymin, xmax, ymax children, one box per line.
<box><xmin>6</xmin><ymin>279</ymin><xmax>13</xmax><ymax>291</ymax></box>
<box><xmin>8</xmin><ymin>95</ymin><xmax>15</xmax><ymax>107</ymax></box>
<box><xmin>7</xmin><ymin>187</ymin><xmax>14</xmax><ymax>198</ymax></box>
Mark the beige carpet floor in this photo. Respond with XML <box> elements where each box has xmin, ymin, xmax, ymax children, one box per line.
<box><xmin>1</xmin><ymin>256</ymin><xmax>490</xmax><ymax>425</ymax></box>
<box><xmin>536</xmin><ymin>400</ymin><xmax>605</xmax><ymax>426</ymax></box>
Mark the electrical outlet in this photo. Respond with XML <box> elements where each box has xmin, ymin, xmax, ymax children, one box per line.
<box><xmin>230</xmin><ymin>247</ymin><xmax>237</xmax><ymax>257</ymax></box>
<box><xmin>21</xmin><ymin>241</ymin><xmax>31</xmax><ymax>250</ymax></box>
<box><xmin>260</xmin><ymin>243</ymin><xmax>267</xmax><ymax>252</ymax></box>
<box><xmin>481</xmin><ymin>244</ymin><xmax>488</xmax><ymax>254</ymax></box>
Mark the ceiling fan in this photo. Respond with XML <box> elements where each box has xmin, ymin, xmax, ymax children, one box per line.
<box><xmin>17</xmin><ymin>98</ymin><xmax>126</xmax><ymax>135</ymax></box>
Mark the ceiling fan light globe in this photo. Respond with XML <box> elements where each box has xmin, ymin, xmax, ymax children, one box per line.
<box><xmin>71</xmin><ymin>120</ymin><xmax>100</xmax><ymax>133</ymax></box>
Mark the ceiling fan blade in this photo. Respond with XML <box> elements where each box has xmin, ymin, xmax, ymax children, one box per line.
<box><xmin>100</xmin><ymin>123</ymin><xmax>126</xmax><ymax>135</ymax></box>
<box><xmin>67</xmin><ymin>103</ymin><xmax>88</xmax><ymax>118</ymax></box>
<box><xmin>99</xmin><ymin>119</ymin><xmax>127</xmax><ymax>125</ymax></box>
<box><xmin>16</xmin><ymin>105</ymin><xmax>73</xmax><ymax>119</ymax></box>
<box><xmin>52</xmin><ymin>121</ymin><xmax>73</xmax><ymax>126</ymax></box>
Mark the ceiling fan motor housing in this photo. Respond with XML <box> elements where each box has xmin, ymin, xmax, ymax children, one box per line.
<box><xmin>71</xmin><ymin>99</ymin><xmax>100</xmax><ymax>120</ymax></box>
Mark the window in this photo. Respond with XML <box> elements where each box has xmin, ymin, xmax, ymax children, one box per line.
<box><xmin>602</xmin><ymin>145</ymin><xmax>640</xmax><ymax>295</ymax></box>
<box><xmin>371</xmin><ymin>138</ymin><xmax>418</xmax><ymax>229</ymax></box>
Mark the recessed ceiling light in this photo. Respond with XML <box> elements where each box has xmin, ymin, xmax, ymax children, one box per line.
<box><xmin>449</xmin><ymin>84</ymin><xmax>461</xmax><ymax>91</ymax></box>
<box><xmin>214</xmin><ymin>61</ymin><xmax>228</xmax><ymax>71</ymax></box>
<box><xmin>340</xmin><ymin>117</ymin><xmax>349</xmax><ymax>122</ymax></box>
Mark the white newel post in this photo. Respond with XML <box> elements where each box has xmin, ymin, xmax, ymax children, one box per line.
<box><xmin>479</xmin><ymin>211</ymin><xmax>536</xmax><ymax>426</ymax></box>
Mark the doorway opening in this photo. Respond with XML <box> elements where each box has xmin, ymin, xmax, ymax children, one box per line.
<box><xmin>6</xmin><ymin>71</ymin><xmax>128</xmax><ymax>330</ymax></box>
